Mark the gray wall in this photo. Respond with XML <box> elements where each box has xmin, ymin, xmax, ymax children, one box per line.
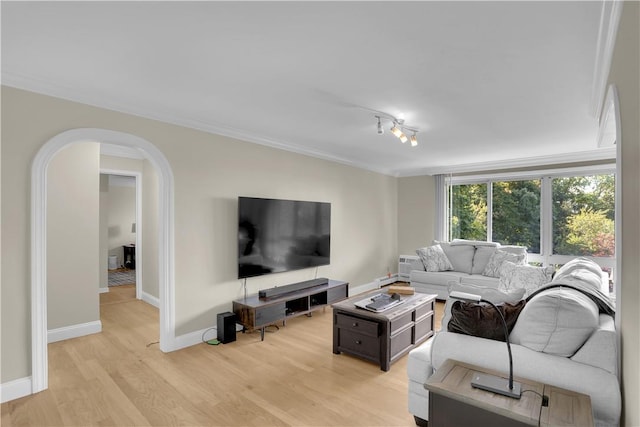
<box><xmin>46</xmin><ymin>143</ymin><xmax>100</xmax><ymax>330</ymax></box>
<box><xmin>398</xmin><ymin>175</ymin><xmax>436</xmax><ymax>255</ymax></box>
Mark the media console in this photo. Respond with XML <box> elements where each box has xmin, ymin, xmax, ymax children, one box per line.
<box><xmin>233</xmin><ymin>279</ymin><xmax>348</xmax><ymax>341</ymax></box>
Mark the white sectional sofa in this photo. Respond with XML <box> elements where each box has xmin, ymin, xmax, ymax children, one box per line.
<box><xmin>407</xmin><ymin>257</ymin><xmax>621</xmax><ymax>427</ymax></box>
<box><xmin>410</xmin><ymin>240</ymin><xmax>528</xmax><ymax>300</ymax></box>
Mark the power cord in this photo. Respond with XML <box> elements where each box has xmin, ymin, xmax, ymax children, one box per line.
<box><xmin>521</xmin><ymin>390</ymin><xmax>548</xmax><ymax>427</ymax></box>
<box><xmin>201</xmin><ymin>327</ymin><xmax>219</xmax><ymax>345</ymax></box>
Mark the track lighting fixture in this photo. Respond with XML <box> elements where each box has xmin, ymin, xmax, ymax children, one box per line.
<box><xmin>375</xmin><ymin>113</ymin><xmax>419</xmax><ymax>147</ymax></box>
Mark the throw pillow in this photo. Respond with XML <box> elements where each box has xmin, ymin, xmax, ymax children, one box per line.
<box><xmin>482</xmin><ymin>249</ymin><xmax>526</xmax><ymax>278</ymax></box>
<box><xmin>435</xmin><ymin>241</ymin><xmax>475</xmax><ymax>274</ymax></box>
<box><xmin>416</xmin><ymin>245</ymin><xmax>453</xmax><ymax>272</ymax></box>
<box><xmin>471</xmin><ymin>246</ymin><xmax>497</xmax><ymax>275</ymax></box>
<box><xmin>498</xmin><ymin>261</ymin><xmax>554</xmax><ymax>296</ymax></box>
<box><xmin>441</xmin><ymin>282</ymin><xmax>526</xmax><ymax>331</ymax></box>
<box><xmin>510</xmin><ymin>288</ymin><xmax>599</xmax><ymax>357</ymax></box>
<box><xmin>448</xmin><ymin>300</ymin><xmax>526</xmax><ymax>341</ymax></box>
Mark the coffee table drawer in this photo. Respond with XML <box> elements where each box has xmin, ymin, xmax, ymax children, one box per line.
<box><xmin>415</xmin><ymin>313</ymin><xmax>434</xmax><ymax>343</ymax></box>
<box><xmin>335</xmin><ymin>313</ymin><xmax>379</xmax><ymax>337</ymax></box>
<box><xmin>390</xmin><ymin>326</ymin><xmax>413</xmax><ymax>360</ymax></box>
<box><xmin>390</xmin><ymin>311</ymin><xmax>413</xmax><ymax>334</ymax></box>
<box><xmin>414</xmin><ymin>299</ymin><xmax>434</xmax><ymax>320</ymax></box>
<box><xmin>338</xmin><ymin>330</ymin><xmax>380</xmax><ymax>360</ymax></box>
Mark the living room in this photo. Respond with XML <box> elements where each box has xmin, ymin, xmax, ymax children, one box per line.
<box><xmin>1</xmin><ymin>2</ymin><xmax>639</xmax><ymax>426</ymax></box>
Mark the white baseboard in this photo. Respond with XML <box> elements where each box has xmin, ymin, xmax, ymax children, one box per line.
<box><xmin>0</xmin><ymin>376</ymin><xmax>32</xmax><ymax>403</ymax></box>
<box><xmin>375</xmin><ymin>273</ymin><xmax>399</xmax><ymax>287</ymax></box>
<box><xmin>98</xmin><ymin>287</ymin><xmax>109</xmax><ymax>294</ymax></box>
<box><xmin>172</xmin><ymin>322</ymin><xmax>244</xmax><ymax>351</ymax></box>
<box><xmin>48</xmin><ymin>320</ymin><xmax>102</xmax><ymax>343</ymax></box>
<box><xmin>173</xmin><ymin>327</ymin><xmax>214</xmax><ymax>350</ymax></box>
<box><xmin>141</xmin><ymin>291</ymin><xmax>159</xmax><ymax>308</ymax></box>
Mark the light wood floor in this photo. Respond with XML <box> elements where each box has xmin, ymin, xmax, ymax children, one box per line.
<box><xmin>1</xmin><ymin>286</ymin><xmax>444</xmax><ymax>426</ymax></box>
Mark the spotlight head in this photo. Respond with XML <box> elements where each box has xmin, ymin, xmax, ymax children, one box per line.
<box><xmin>399</xmin><ymin>133</ymin><xmax>408</xmax><ymax>143</ymax></box>
<box><xmin>410</xmin><ymin>134</ymin><xmax>418</xmax><ymax>147</ymax></box>
<box><xmin>390</xmin><ymin>123</ymin><xmax>403</xmax><ymax>138</ymax></box>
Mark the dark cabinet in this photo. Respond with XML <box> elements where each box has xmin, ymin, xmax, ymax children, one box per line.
<box><xmin>123</xmin><ymin>245</ymin><xmax>136</xmax><ymax>269</ymax></box>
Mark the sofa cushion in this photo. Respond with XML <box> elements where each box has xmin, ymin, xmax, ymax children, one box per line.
<box><xmin>437</xmin><ymin>241</ymin><xmax>475</xmax><ymax>274</ymax></box>
<box><xmin>441</xmin><ymin>282</ymin><xmax>526</xmax><ymax>331</ymax></box>
<box><xmin>411</xmin><ymin>270</ymin><xmax>465</xmax><ymax>287</ymax></box>
<box><xmin>472</xmin><ymin>246</ymin><xmax>498</xmax><ymax>275</ymax></box>
<box><xmin>482</xmin><ymin>249</ymin><xmax>526</xmax><ymax>278</ymax></box>
<box><xmin>416</xmin><ymin>244</ymin><xmax>453</xmax><ymax>272</ymax></box>
<box><xmin>499</xmin><ymin>245</ymin><xmax>528</xmax><ymax>257</ymax></box>
<box><xmin>510</xmin><ymin>288</ymin><xmax>599</xmax><ymax>357</ymax></box>
<box><xmin>448</xmin><ymin>299</ymin><xmax>526</xmax><ymax>341</ymax></box>
<box><xmin>460</xmin><ymin>274</ymin><xmax>500</xmax><ymax>288</ymax></box>
<box><xmin>498</xmin><ymin>261</ymin><xmax>554</xmax><ymax>296</ymax></box>
<box><xmin>451</xmin><ymin>239</ymin><xmax>499</xmax><ymax>247</ymax></box>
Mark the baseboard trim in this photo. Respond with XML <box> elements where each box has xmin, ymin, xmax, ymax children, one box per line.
<box><xmin>141</xmin><ymin>291</ymin><xmax>159</xmax><ymax>308</ymax></box>
<box><xmin>0</xmin><ymin>376</ymin><xmax>32</xmax><ymax>403</ymax></box>
<box><xmin>98</xmin><ymin>287</ymin><xmax>109</xmax><ymax>294</ymax></box>
<box><xmin>172</xmin><ymin>323</ymin><xmax>243</xmax><ymax>351</ymax></box>
<box><xmin>48</xmin><ymin>320</ymin><xmax>102</xmax><ymax>343</ymax></box>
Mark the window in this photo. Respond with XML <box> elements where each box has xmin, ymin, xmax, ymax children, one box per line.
<box><xmin>552</xmin><ymin>175</ymin><xmax>615</xmax><ymax>258</ymax></box>
<box><xmin>450</xmin><ymin>183</ymin><xmax>487</xmax><ymax>241</ymax></box>
<box><xmin>492</xmin><ymin>180</ymin><xmax>541</xmax><ymax>253</ymax></box>
<box><xmin>444</xmin><ymin>167</ymin><xmax>616</xmax><ymax>293</ymax></box>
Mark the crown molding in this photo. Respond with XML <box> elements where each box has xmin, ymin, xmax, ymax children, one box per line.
<box><xmin>398</xmin><ymin>147</ymin><xmax>617</xmax><ymax>177</ymax></box>
<box><xmin>590</xmin><ymin>0</ymin><xmax>623</xmax><ymax>119</ymax></box>
<box><xmin>2</xmin><ymin>73</ymin><xmax>396</xmax><ymax>177</ymax></box>
<box><xmin>4</xmin><ymin>73</ymin><xmax>614</xmax><ymax>179</ymax></box>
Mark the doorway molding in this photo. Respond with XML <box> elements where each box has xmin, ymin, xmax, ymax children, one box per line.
<box><xmin>31</xmin><ymin>128</ymin><xmax>176</xmax><ymax>394</ymax></box>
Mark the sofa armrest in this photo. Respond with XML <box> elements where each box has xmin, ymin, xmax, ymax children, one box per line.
<box><xmin>571</xmin><ymin>314</ymin><xmax>617</xmax><ymax>376</ymax></box>
<box><xmin>407</xmin><ymin>337</ymin><xmax>435</xmax><ymax>384</ymax></box>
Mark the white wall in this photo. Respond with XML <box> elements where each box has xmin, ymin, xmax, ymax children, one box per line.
<box><xmin>46</xmin><ymin>143</ymin><xmax>100</xmax><ymax>330</ymax></box>
<box><xmin>0</xmin><ymin>86</ymin><xmax>398</xmax><ymax>383</ymax></box>
<box><xmin>607</xmin><ymin>2</ymin><xmax>640</xmax><ymax>424</ymax></box>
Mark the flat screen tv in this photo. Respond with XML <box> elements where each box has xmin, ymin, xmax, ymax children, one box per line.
<box><xmin>238</xmin><ymin>197</ymin><xmax>331</xmax><ymax>279</ymax></box>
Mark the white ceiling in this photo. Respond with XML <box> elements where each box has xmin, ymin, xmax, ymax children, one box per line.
<box><xmin>2</xmin><ymin>1</ymin><xmax>616</xmax><ymax>176</ymax></box>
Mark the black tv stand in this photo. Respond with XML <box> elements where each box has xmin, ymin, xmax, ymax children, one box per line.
<box><xmin>233</xmin><ymin>279</ymin><xmax>348</xmax><ymax>341</ymax></box>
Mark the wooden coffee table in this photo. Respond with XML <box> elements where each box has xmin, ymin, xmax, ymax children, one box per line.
<box><xmin>331</xmin><ymin>290</ymin><xmax>436</xmax><ymax>371</ymax></box>
<box><xmin>425</xmin><ymin>359</ymin><xmax>594</xmax><ymax>427</ymax></box>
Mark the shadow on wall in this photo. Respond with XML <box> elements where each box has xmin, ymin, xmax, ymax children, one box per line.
<box><xmin>211</xmin><ymin>197</ymin><xmax>238</xmax><ymax>283</ymax></box>
<box><xmin>108</xmin><ymin>225</ymin><xmax>122</xmax><ymax>238</ymax></box>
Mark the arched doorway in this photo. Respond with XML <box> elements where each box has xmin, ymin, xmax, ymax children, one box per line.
<box><xmin>31</xmin><ymin>128</ymin><xmax>176</xmax><ymax>393</ymax></box>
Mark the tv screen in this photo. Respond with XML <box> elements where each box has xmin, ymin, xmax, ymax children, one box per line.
<box><xmin>238</xmin><ymin>197</ymin><xmax>331</xmax><ymax>279</ymax></box>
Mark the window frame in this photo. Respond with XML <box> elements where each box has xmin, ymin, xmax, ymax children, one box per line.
<box><xmin>444</xmin><ymin>164</ymin><xmax>616</xmax><ymax>271</ymax></box>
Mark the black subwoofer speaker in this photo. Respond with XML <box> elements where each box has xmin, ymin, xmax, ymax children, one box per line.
<box><xmin>217</xmin><ymin>312</ymin><xmax>237</xmax><ymax>343</ymax></box>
